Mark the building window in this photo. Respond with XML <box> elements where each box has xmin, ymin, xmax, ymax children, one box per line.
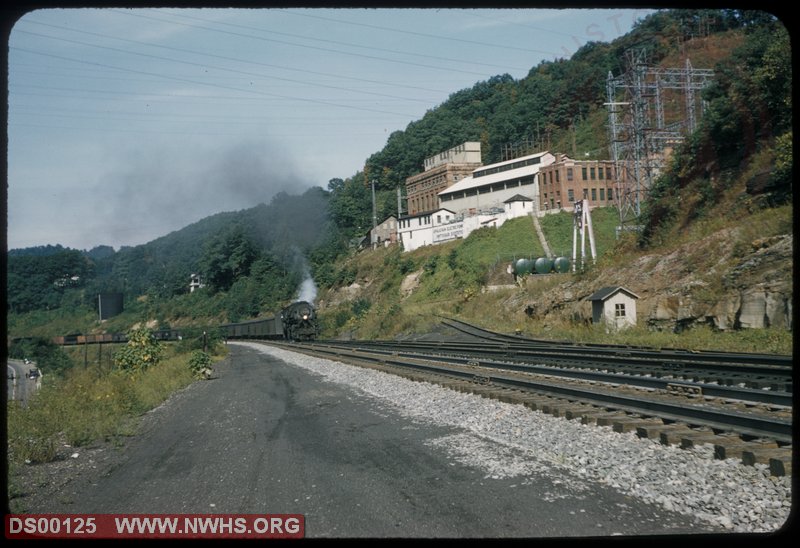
<box><xmin>590</xmin><ymin>167</ymin><xmax>596</xmax><ymax>180</ymax></box>
<box><xmin>598</xmin><ymin>167</ymin><xmax>604</xmax><ymax>180</ymax></box>
<box><xmin>555</xmin><ymin>170</ymin><xmax>560</xmax><ymax>183</ymax></box>
<box><xmin>437</xmin><ymin>215</ymin><xmax>441</xmax><ymax>223</ymax></box>
<box><xmin>567</xmin><ymin>189</ymin><xmax>574</xmax><ymax>202</ymax></box>
<box><xmin>608</xmin><ymin>188</ymin><xmax>613</xmax><ymax>200</ymax></box>
<box><xmin>567</xmin><ymin>168</ymin><xmax>573</xmax><ymax>181</ymax></box>
<box><xmin>615</xmin><ymin>303</ymin><xmax>626</xmax><ymax>318</ymax></box>
<box><xmin>583</xmin><ymin>188</ymin><xmax>588</xmax><ymax>199</ymax></box>
<box><xmin>581</xmin><ymin>167</ymin><xmax>587</xmax><ymax>180</ymax></box>
<box><xmin>591</xmin><ymin>188</ymin><xmax>596</xmax><ymax>201</ymax></box>
<box><xmin>600</xmin><ymin>188</ymin><xmax>605</xmax><ymax>201</ymax></box>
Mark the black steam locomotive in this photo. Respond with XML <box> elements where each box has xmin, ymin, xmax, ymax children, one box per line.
<box><xmin>219</xmin><ymin>300</ymin><xmax>319</xmax><ymax>342</ymax></box>
<box><xmin>280</xmin><ymin>300</ymin><xmax>319</xmax><ymax>341</ymax></box>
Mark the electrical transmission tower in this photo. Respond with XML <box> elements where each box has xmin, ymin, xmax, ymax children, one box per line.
<box><xmin>606</xmin><ymin>48</ymin><xmax>714</xmax><ymax>234</ymax></box>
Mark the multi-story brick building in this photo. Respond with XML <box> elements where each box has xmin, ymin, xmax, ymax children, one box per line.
<box><xmin>537</xmin><ymin>155</ymin><xmax>621</xmax><ymax>212</ymax></box>
<box><xmin>405</xmin><ymin>142</ymin><xmax>482</xmax><ymax>215</ymax></box>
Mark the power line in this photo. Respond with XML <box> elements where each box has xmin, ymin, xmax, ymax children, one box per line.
<box><xmin>111</xmin><ymin>9</ymin><xmax>502</xmax><ymax>78</ymax></box>
<box><xmin>276</xmin><ymin>8</ymin><xmax>560</xmax><ymax>56</ymax></box>
<box><xmin>19</xmin><ymin>19</ymin><xmax>455</xmax><ymax>96</ymax></box>
<box><xmin>13</xmin><ymin>29</ymin><xmax>438</xmax><ymax>106</ymax></box>
<box><xmin>147</xmin><ymin>8</ymin><xmax>531</xmax><ymax>73</ymax></box>
<box><xmin>11</xmin><ymin>46</ymin><xmax>419</xmax><ymax>119</ymax></box>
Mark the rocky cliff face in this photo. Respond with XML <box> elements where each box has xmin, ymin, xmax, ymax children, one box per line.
<box><xmin>512</xmin><ymin>232</ymin><xmax>793</xmax><ymax>333</ymax></box>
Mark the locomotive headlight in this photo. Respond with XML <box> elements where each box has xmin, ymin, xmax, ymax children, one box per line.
<box><xmin>302</xmin><ymin>314</ymin><xmax>309</xmax><ymax>320</ymax></box>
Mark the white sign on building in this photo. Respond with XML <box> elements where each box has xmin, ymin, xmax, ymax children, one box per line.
<box><xmin>432</xmin><ymin>222</ymin><xmax>464</xmax><ymax>243</ymax></box>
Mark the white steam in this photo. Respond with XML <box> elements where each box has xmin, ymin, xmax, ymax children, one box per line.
<box><xmin>291</xmin><ymin>246</ymin><xmax>317</xmax><ymax>303</ymax></box>
<box><xmin>297</xmin><ymin>275</ymin><xmax>318</xmax><ymax>303</ymax></box>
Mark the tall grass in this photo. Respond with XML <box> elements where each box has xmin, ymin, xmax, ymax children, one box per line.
<box><xmin>6</xmin><ymin>347</ymin><xmax>207</xmax><ymax>466</ymax></box>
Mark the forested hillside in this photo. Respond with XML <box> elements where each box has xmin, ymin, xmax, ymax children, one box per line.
<box><xmin>7</xmin><ymin>9</ymin><xmax>791</xmax><ymax>347</ymax></box>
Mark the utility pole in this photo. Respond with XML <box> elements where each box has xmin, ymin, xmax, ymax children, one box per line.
<box><xmin>571</xmin><ymin>119</ymin><xmax>577</xmax><ymax>157</ymax></box>
<box><xmin>370</xmin><ymin>179</ymin><xmax>378</xmax><ymax>248</ymax></box>
<box><xmin>371</xmin><ymin>179</ymin><xmax>377</xmax><ymax>229</ymax></box>
<box><xmin>396</xmin><ymin>186</ymin><xmax>404</xmax><ymax>217</ymax></box>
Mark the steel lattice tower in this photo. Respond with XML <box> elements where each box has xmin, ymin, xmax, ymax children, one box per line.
<box><xmin>606</xmin><ymin>49</ymin><xmax>714</xmax><ymax>233</ymax></box>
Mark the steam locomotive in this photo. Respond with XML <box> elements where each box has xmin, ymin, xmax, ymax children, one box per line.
<box><xmin>219</xmin><ymin>300</ymin><xmax>319</xmax><ymax>342</ymax></box>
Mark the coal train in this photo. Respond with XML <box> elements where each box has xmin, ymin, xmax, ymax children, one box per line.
<box><xmin>220</xmin><ymin>300</ymin><xmax>319</xmax><ymax>342</ymax></box>
<box><xmin>47</xmin><ymin>301</ymin><xmax>320</xmax><ymax>346</ymax></box>
<box><xmin>50</xmin><ymin>330</ymin><xmax>180</xmax><ymax>345</ymax></box>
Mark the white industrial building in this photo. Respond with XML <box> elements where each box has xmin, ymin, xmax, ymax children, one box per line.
<box><xmin>397</xmin><ymin>208</ymin><xmax>457</xmax><ymax>252</ymax></box>
<box><xmin>396</xmin><ymin>195</ymin><xmax>539</xmax><ymax>253</ymax></box>
<box><xmin>438</xmin><ymin>151</ymin><xmax>555</xmax><ymax>215</ymax></box>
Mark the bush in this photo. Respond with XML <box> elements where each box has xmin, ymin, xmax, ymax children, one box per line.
<box><xmin>113</xmin><ymin>328</ymin><xmax>164</xmax><ymax>375</ymax></box>
<box><xmin>188</xmin><ymin>350</ymin><xmax>212</xmax><ymax>378</ymax></box>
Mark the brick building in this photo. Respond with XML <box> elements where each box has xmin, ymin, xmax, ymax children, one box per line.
<box><xmin>538</xmin><ymin>155</ymin><xmax>621</xmax><ymax>212</ymax></box>
<box><xmin>405</xmin><ymin>142</ymin><xmax>482</xmax><ymax>215</ymax></box>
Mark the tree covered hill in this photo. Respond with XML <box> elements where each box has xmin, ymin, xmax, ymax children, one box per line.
<box><xmin>6</xmin><ymin>9</ymin><xmax>791</xmax><ymax>338</ymax></box>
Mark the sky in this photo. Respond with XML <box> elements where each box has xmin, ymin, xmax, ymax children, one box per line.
<box><xmin>6</xmin><ymin>6</ymin><xmax>652</xmax><ymax>251</ymax></box>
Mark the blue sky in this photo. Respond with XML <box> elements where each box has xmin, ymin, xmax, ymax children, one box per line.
<box><xmin>7</xmin><ymin>7</ymin><xmax>651</xmax><ymax>251</ymax></box>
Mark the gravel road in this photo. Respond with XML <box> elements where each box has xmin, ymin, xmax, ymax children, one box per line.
<box><xmin>8</xmin><ymin>342</ymin><xmax>791</xmax><ymax>538</ymax></box>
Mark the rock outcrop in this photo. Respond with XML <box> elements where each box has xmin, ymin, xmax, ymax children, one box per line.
<box><xmin>512</xmin><ymin>232</ymin><xmax>793</xmax><ymax>332</ymax></box>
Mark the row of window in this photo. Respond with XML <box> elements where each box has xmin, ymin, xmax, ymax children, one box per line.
<box><xmin>473</xmin><ymin>156</ymin><xmax>541</xmax><ymax>178</ymax></box>
<box><xmin>541</xmin><ymin>164</ymin><xmax>615</xmax><ymax>186</ymax></box>
<box><xmin>440</xmin><ymin>177</ymin><xmax>532</xmax><ymax>202</ymax></box>
<box><xmin>399</xmin><ymin>215</ymin><xmax>432</xmax><ymax>229</ymax></box>
<box><xmin>542</xmin><ymin>187</ymin><xmax>615</xmax><ymax>210</ymax></box>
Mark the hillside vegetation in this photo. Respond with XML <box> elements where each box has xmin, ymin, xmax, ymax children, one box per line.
<box><xmin>7</xmin><ymin>9</ymin><xmax>792</xmax><ymax>363</ymax></box>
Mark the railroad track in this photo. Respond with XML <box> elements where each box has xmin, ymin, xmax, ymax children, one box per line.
<box><xmin>426</xmin><ymin>318</ymin><xmax>793</xmax><ymax>390</ymax></box>
<box><xmin>259</xmin><ymin>331</ymin><xmax>793</xmax><ymax>476</ymax></box>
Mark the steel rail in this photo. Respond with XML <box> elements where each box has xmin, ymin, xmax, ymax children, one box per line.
<box><xmin>440</xmin><ymin>318</ymin><xmax>794</xmax><ymax>369</ymax></box>
<box><xmin>317</xmin><ymin>338</ymin><xmax>792</xmax><ymax>395</ymax></box>
<box><xmin>270</xmin><ymin>341</ymin><xmax>793</xmax><ymax>444</ymax></box>
<box><xmin>310</xmin><ymin>342</ymin><xmax>792</xmax><ymax>408</ymax></box>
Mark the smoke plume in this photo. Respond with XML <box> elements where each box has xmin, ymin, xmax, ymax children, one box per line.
<box><xmin>290</xmin><ymin>246</ymin><xmax>317</xmax><ymax>304</ymax></box>
<box><xmin>297</xmin><ymin>275</ymin><xmax>318</xmax><ymax>304</ymax></box>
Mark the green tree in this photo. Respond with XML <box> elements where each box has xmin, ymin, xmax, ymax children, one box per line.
<box><xmin>199</xmin><ymin>225</ymin><xmax>259</xmax><ymax>292</ymax></box>
<box><xmin>328</xmin><ymin>174</ymin><xmax>372</xmax><ymax>239</ymax></box>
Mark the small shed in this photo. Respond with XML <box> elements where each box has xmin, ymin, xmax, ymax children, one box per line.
<box><xmin>587</xmin><ymin>286</ymin><xmax>639</xmax><ymax>330</ymax></box>
<box><xmin>503</xmin><ymin>194</ymin><xmax>533</xmax><ymax>218</ymax></box>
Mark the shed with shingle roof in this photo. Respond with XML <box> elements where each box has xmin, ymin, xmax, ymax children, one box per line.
<box><xmin>586</xmin><ymin>286</ymin><xmax>639</xmax><ymax>329</ymax></box>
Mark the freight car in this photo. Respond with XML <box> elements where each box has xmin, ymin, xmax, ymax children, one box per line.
<box><xmin>219</xmin><ymin>315</ymin><xmax>284</xmax><ymax>340</ymax></box>
<box><xmin>51</xmin><ymin>330</ymin><xmax>179</xmax><ymax>345</ymax></box>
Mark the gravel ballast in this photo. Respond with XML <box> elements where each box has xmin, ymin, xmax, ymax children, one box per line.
<box><xmin>240</xmin><ymin>342</ymin><xmax>792</xmax><ymax>534</ymax></box>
